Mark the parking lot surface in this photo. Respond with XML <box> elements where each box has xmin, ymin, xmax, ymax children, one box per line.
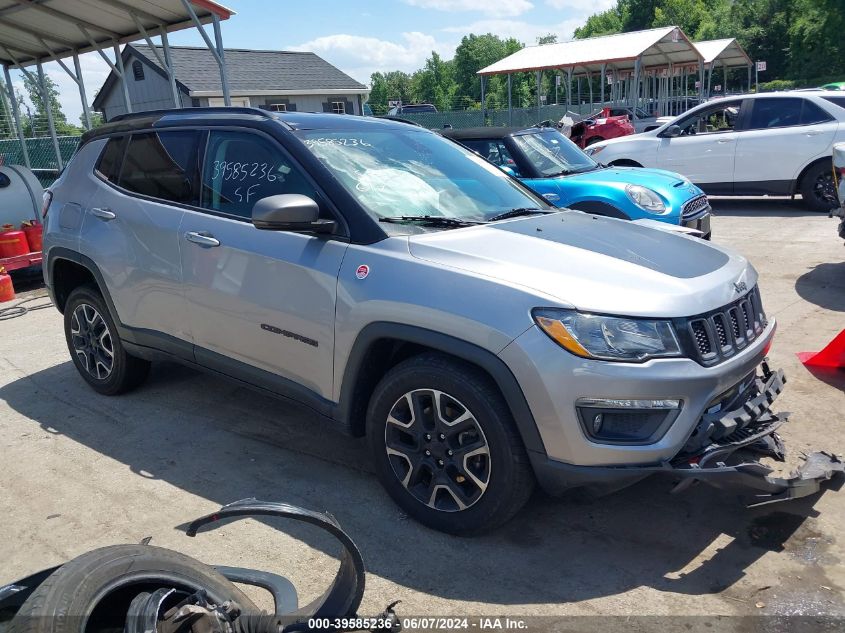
<box><xmin>1</xmin><ymin>199</ymin><xmax>843</xmax><ymax>621</ymax></box>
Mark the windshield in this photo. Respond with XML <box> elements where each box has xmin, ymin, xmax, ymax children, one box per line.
<box><xmin>511</xmin><ymin>129</ymin><xmax>598</xmax><ymax>177</ymax></box>
<box><xmin>298</xmin><ymin>128</ymin><xmax>546</xmax><ymax>229</ymax></box>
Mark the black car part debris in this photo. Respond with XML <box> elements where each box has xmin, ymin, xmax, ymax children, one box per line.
<box><xmin>0</xmin><ymin>499</ymin><xmax>400</xmax><ymax>633</ymax></box>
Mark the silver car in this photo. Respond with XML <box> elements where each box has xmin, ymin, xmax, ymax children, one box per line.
<box><xmin>42</xmin><ymin>109</ymin><xmax>842</xmax><ymax>534</ymax></box>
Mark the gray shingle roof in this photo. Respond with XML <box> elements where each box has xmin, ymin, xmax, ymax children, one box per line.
<box><xmin>130</xmin><ymin>44</ymin><xmax>367</xmax><ymax>93</ymax></box>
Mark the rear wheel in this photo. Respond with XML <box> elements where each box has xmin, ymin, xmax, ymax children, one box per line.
<box><xmin>585</xmin><ymin>136</ymin><xmax>603</xmax><ymax>147</ymax></box>
<box><xmin>800</xmin><ymin>161</ymin><xmax>837</xmax><ymax>211</ymax></box>
<box><xmin>63</xmin><ymin>284</ymin><xmax>150</xmax><ymax>395</ymax></box>
<box><xmin>366</xmin><ymin>353</ymin><xmax>534</xmax><ymax>535</ymax></box>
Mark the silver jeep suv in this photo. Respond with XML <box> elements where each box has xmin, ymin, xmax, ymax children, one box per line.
<box><xmin>42</xmin><ymin>108</ymin><xmax>840</xmax><ymax>534</ymax></box>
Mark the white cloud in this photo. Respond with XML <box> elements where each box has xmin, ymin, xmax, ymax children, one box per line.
<box><xmin>442</xmin><ymin>18</ymin><xmax>583</xmax><ymax>45</ymax></box>
<box><xmin>292</xmin><ymin>32</ymin><xmax>454</xmax><ymax>84</ymax></box>
<box><xmin>545</xmin><ymin>0</ymin><xmax>615</xmax><ymax>10</ymax></box>
<box><xmin>404</xmin><ymin>0</ymin><xmax>533</xmax><ymax>18</ymax></box>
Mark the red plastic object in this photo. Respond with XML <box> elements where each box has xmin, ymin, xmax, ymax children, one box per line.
<box><xmin>797</xmin><ymin>329</ymin><xmax>845</xmax><ymax>369</ymax></box>
<box><xmin>0</xmin><ymin>224</ymin><xmax>29</xmax><ymax>258</ymax></box>
<box><xmin>0</xmin><ymin>266</ymin><xmax>14</xmax><ymax>302</ymax></box>
<box><xmin>21</xmin><ymin>220</ymin><xmax>42</xmax><ymax>252</ymax></box>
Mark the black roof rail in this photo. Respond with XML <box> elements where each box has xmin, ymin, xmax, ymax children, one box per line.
<box><xmin>110</xmin><ymin>106</ymin><xmax>275</xmax><ymax>123</ymax></box>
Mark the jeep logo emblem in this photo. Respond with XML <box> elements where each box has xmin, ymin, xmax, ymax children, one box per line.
<box><xmin>733</xmin><ymin>281</ymin><xmax>747</xmax><ymax>293</ymax></box>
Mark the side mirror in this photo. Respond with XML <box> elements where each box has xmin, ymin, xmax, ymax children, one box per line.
<box><xmin>251</xmin><ymin>194</ymin><xmax>336</xmax><ymax>233</ymax></box>
<box><xmin>500</xmin><ymin>165</ymin><xmax>517</xmax><ymax>177</ymax></box>
<box><xmin>662</xmin><ymin>124</ymin><xmax>681</xmax><ymax>138</ymax></box>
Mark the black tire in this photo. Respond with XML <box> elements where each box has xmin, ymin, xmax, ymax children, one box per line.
<box><xmin>366</xmin><ymin>353</ymin><xmax>534</xmax><ymax>535</ymax></box>
<box><xmin>585</xmin><ymin>136</ymin><xmax>603</xmax><ymax>147</ymax></box>
<box><xmin>608</xmin><ymin>159</ymin><xmax>642</xmax><ymax>168</ymax></box>
<box><xmin>63</xmin><ymin>284</ymin><xmax>150</xmax><ymax>395</ymax></box>
<box><xmin>8</xmin><ymin>544</ymin><xmax>258</xmax><ymax>633</ymax></box>
<box><xmin>800</xmin><ymin>161</ymin><xmax>837</xmax><ymax>212</ymax></box>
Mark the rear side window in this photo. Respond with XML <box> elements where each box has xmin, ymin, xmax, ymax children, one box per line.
<box><xmin>461</xmin><ymin>139</ymin><xmax>519</xmax><ymax>174</ymax></box>
<box><xmin>118</xmin><ymin>131</ymin><xmax>200</xmax><ymax>205</ymax></box>
<box><xmin>800</xmin><ymin>100</ymin><xmax>834</xmax><ymax>125</ymax></box>
<box><xmin>746</xmin><ymin>98</ymin><xmax>804</xmax><ymax>130</ymax></box>
<box><xmin>200</xmin><ymin>130</ymin><xmax>319</xmax><ymax>219</ymax></box>
<box><xmin>95</xmin><ymin>136</ymin><xmax>125</xmax><ymax>184</ymax></box>
<box><xmin>822</xmin><ymin>96</ymin><xmax>845</xmax><ymax>110</ymax></box>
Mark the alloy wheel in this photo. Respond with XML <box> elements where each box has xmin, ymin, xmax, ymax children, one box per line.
<box><xmin>70</xmin><ymin>303</ymin><xmax>114</xmax><ymax>380</ymax></box>
<box><xmin>813</xmin><ymin>171</ymin><xmax>837</xmax><ymax>205</ymax></box>
<box><xmin>384</xmin><ymin>389</ymin><xmax>491</xmax><ymax>512</ymax></box>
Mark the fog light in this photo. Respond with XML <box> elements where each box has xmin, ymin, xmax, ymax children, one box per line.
<box><xmin>576</xmin><ymin>398</ymin><xmax>682</xmax><ymax>444</ymax></box>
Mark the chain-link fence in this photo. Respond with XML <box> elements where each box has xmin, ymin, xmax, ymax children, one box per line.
<box><xmin>0</xmin><ymin>135</ymin><xmax>80</xmax><ymax>187</ymax></box>
<box><xmin>395</xmin><ymin>102</ymin><xmax>599</xmax><ymax>130</ymax></box>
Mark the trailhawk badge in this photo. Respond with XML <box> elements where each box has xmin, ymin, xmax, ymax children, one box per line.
<box><xmin>356</xmin><ymin>264</ymin><xmax>370</xmax><ymax>280</ymax></box>
<box><xmin>734</xmin><ymin>281</ymin><xmax>748</xmax><ymax>294</ymax></box>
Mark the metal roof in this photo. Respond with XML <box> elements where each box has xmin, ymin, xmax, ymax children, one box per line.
<box><xmin>694</xmin><ymin>38</ymin><xmax>752</xmax><ymax>68</ymax></box>
<box><xmin>129</xmin><ymin>44</ymin><xmax>368</xmax><ymax>94</ymax></box>
<box><xmin>477</xmin><ymin>26</ymin><xmax>704</xmax><ymax>76</ymax></box>
<box><xmin>0</xmin><ymin>0</ymin><xmax>234</xmax><ymax>68</ymax></box>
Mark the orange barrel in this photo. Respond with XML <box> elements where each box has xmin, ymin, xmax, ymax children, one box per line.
<box><xmin>0</xmin><ymin>224</ymin><xmax>29</xmax><ymax>258</ymax></box>
<box><xmin>0</xmin><ymin>267</ymin><xmax>14</xmax><ymax>302</ymax></box>
<box><xmin>21</xmin><ymin>220</ymin><xmax>43</xmax><ymax>252</ymax></box>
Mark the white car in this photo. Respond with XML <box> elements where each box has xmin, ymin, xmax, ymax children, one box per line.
<box><xmin>586</xmin><ymin>92</ymin><xmax>845</xmax><ymax>210</ymax></box>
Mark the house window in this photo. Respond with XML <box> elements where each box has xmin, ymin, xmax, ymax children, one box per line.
<box><xmin>132</xmin><ymin>60</ymin><xmax>144</xmax><ymax>81</ymax></box>
<box><xmin>268</xmin><ymin>103</ymin><xmax>287</xmax><ymax>112</ymax></box>
<box><xmin>331</xmin><ymin>101</ymin><xmax>346</xmax><ymax>114</ymax></box>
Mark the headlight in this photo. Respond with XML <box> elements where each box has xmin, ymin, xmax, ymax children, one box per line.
<box><xmin>625</xmin><ymin>184</ymin><xmax>666</xmax><ymax>214</ymax></box>
<box><xmin>586</xmin><ymin>145</ymin><xmax>604</xmax><ymax>156</ymax></box>
<box><xmin>533</xmin><ymin>309</ymin><xmax>682</xmax><ymax>362</ymax></box>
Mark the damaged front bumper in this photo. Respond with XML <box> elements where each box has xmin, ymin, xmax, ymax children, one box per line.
<box><xmin>532</xmin><ymin>362</ymin><xmax>844</xmax><ymax>505</ymax></box>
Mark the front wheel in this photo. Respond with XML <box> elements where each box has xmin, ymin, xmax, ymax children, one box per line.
<box><xmin>800</xmin><ymin>162</ymin><xmax>837</xmax><ymax>211</ymax></box>
<box><xmin>366</xmin><ymin>354</ymin><xmax>534</xmax><ymax>535</ymax></box>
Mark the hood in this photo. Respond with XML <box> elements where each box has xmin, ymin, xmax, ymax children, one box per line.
<box><xmin>407</xmin><ymin>211</ymin><xmax>755</xmax><ymax>318</ymax></box>
<box><xmin>562</xmin><ymin>165</ymin><xmax>698</xmax><ymax>194</ymax></box>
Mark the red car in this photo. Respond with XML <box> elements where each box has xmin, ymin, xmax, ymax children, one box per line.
<box><xmin>568</xmin><ymin>107</ymin><xmax>635</xmax><ymax>148</ymax></box>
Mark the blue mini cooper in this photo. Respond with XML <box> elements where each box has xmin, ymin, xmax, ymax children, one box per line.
<box><xmin>442</xmin><ymin>126</ymin><xmax>711</xmax><ymax>239</ymax></box>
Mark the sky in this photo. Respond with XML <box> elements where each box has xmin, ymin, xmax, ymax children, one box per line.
<box><xmin>8</xmin><ymin>0</ymin><xmax>616</xmax><ymax>125</ymax></box>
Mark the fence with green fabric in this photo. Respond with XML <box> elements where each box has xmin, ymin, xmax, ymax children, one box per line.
<box><xmin>0</xmin><ymin>136</ymin><xmax>81</xmax><ymax>187</ymax></box>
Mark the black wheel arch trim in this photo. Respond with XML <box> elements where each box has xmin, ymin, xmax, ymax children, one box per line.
<box><xmin>334</xmin><ymin>322</ymin><xmax>547</xmax><ymax>456</ymax></box>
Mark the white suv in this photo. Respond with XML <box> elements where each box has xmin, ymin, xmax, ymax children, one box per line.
<box><xmin>587</xmin><ymin>92</ymin><xmax>845</xmax><ymax>210</ymax></box>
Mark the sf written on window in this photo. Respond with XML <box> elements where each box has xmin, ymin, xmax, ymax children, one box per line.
<box><xmin>201</xmin><ymin>131</ymin><xmax>319</xmax><ymax>219</ymax></box>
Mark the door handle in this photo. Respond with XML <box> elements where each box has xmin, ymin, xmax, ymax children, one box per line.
<box><xmin>716</xmin><ymin>138</ymin><xmax>734</xmax><ymax>144</ymax></box>
<box><xmin>805</xmin><ymin>130</ymin><xmax>822</xmax><ymax>136</ymax></box>
<box><xmin>90</xmin><ymin>207</ymin><xmax>116</xmax><ymax>220</ymax></box>
<box><xmin>185</xmin><ymin>231</ymin><xmax>220</xmax><ymax>247</ymax></box>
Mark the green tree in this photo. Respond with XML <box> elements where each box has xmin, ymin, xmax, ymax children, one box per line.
<box><xmin>453</xmin><ymin>33</ymin><xmax>524</xmax><ymax>103</ymax></box>
<box><xmin>0</xmin><ymin>78</ymin><xmax>15</xmax><ymax>138</ymax></box>
<box><xmin>21</xmin><ymin>72</ymin><xmax>81</xmax><ymax>136</ymax></box>
<box><xmin>368</xmin><ymin>70</ymin><xmax>414</xmax><ymax>113</ymax></box>
<box><xmin>411</xmin><ymin>52</ymin><xmax>458</xmax><ymax>110</ymax></box>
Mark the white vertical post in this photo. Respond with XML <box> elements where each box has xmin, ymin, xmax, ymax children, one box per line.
<box><xmin>73</xmin><ymin>52</ymin><xmax>92</xmax><ymax>129</ymax></box>
<box><xmin>507</xmin><ymin>73</ymin><xmax>512</xmax><ymax>126</ymax></box>
<box><xmin>535</xmin><ymin>71</ymin><xmax>541</xmax><ymax>119</ymax></box>
<box><xmin>3</xmin><ymin>64</ymin><xmax>30</xmax><ymax>168</ymax></box>
<box><xmin>160</xmin><ymin>28</ymin><xmax>181</xmax><ymax>108</ymax></box>
<box><xmin>212</xmin><ymin>13</ymin><xmax>230</xmax><ymax>106</ymax></box>
<box><xmin>600</xmin><ymin>63</ymin><xmax>606</xmax><ymax>106</ymax></box>
<box><xmin>37</xmin><ymin>61</ymin><xmax>63</xmax><ymax>171</ymax></box>
<box><xmin>113</xmin><ymin>42</ymin><xmax>132</xmax><ymax>113</ymax></box>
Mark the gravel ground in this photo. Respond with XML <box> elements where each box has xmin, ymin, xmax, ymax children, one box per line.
<box><xmin>0</xmin><ymin>198</ymin><xmax>843</xmax><ymax>629</ymax></box>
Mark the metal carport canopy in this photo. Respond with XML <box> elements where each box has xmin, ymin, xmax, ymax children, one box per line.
<box><xmin>694</xmin><ymin>38</ymin><xmax>753</xmax><ymax>68</ymax></box>
<box><xmin>0</xmin><ymin>0</ymin><xmax>233</xmax><ymax>68</ymax></box>
<box><xmin>477</xmin><ymin>26</ymin><xmax>703</xmax><ymax>76</ymax></box>
<box><xmin>0</xmin><ymin>0</ymin><xmax>234</xmax><ymax>173</ymax></box>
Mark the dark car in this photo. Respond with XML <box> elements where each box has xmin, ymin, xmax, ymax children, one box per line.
<box><xmin>386</xmin><ymin>103</ymin><xmax>437</xmax><ymax>116</ymax></box>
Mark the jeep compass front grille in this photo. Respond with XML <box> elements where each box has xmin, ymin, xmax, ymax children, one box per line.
<box><xmin>680</xmin><ymin>286</ymin><xmax>767</xmax><ymax>366</ymax></box>
<box><xmin>682</xmin><ymin>194</ymin><xmax>710</xmax><ymax>220</ymax></box>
